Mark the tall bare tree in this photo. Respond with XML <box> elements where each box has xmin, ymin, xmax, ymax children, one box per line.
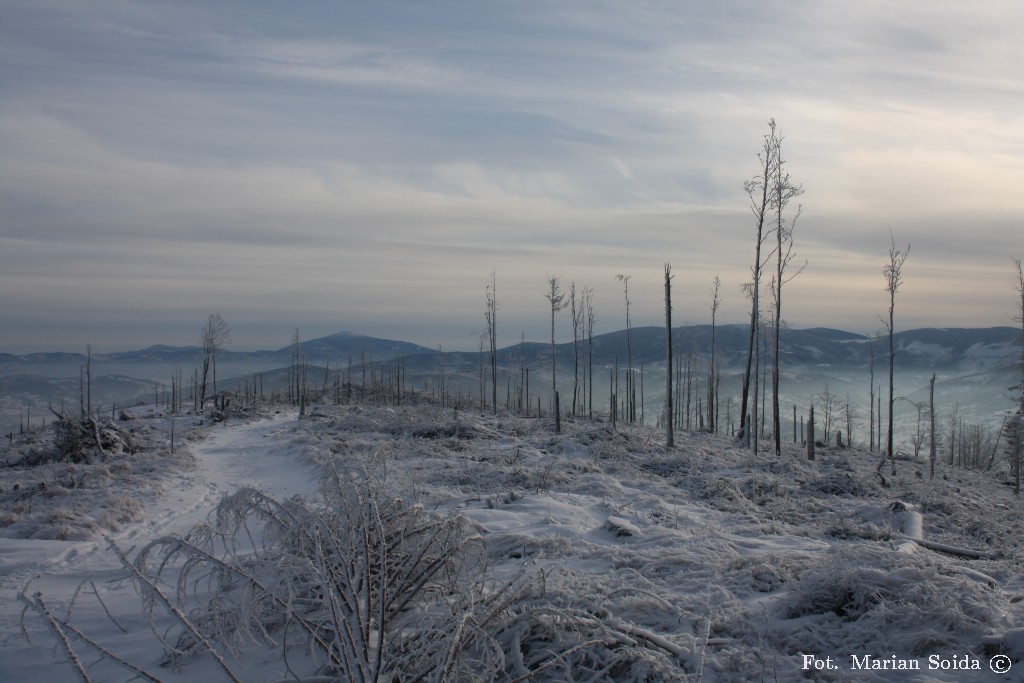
<box><xmin>199</xmin><ymin>314</ymin><xmax>230</xmax><ymax>410</ymax></box>
<box><xmin>1014</xmin><ymin>258</ymin><xmax>1024</xmax><ymax>414</ymax></box>
<box><xmin>477</xmin><ymin>334</ymin><xmax>485</xmax><ymax>409</ymax></box>
<box><xmin>584</xmin><ymin>286</ymin><xmax>596</xmax><ymax>418</ymax></box>
<box><xmin>664</xmin><ymin>263</ymin><xmax>674</xmax><ymax>447</ymax></box>
<box><xmin>929</xmin><ymin>373</ymin><xmax>937</xmax><ymax>479</ymax></box>
<box><xmin>289</xmin><ymin>328</ymin><xmax>309</xmax><ymax>415</ymax></box>
<box><xmin>570</xmin><ymin>282</ymin><xmax>583</xmax><ymax>416</ymax></box>
<box><xmin>543</xmin><ymin>275</ymin><xmax>567</xmax><ymax>398</ymax></box>
<box><xmin>882</xmin><ymin>233</ymin><xmax>910</xmax><ymax>474</ymax></box>
<box><xmin>85</xmin><ymin>344</ymin><xmax>93</xmax><ymax>417</ymax></box>
<box><xmin>769</xmin><ymin>124</ymin><xmax>805</xmax><ymax>456</ymax></box>
<box><xmin>817</xmin><ymin>382</ymin><xmax>837</xmax><ymax>445</ymax></box>
<box><xmin>485</xmin><ymin>272</ymin><xmax>498</xmax><ymax>414</ymax></box>
<box><xmin>616</xmin><ymin>274</ymin><xmax>635</xmax><ymax>423</ymax></box>
<box><xmin>738</xmin><ymin>120</ymin><xmax>778</xmax><ymax>447</ymax></box>
<box><xmin>707</xmin><ymin>275</ymin><xmax>721</xmax><ymax>433</ymax></box>
<box><xmin>869</xmin><ymin>336</ymin><xmax>876</xmax><ymax>451</ymax></box>
<box><xmin>1010</xmin><ymin>258</ymin><xmax>1024</xmax><ymax>494</ymax></box>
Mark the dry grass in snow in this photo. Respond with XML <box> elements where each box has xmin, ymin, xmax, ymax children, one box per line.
<box><xmin>4</xmin><ymin>400</ymin><xmax>1024</xmax><ymax>682</ymax></box>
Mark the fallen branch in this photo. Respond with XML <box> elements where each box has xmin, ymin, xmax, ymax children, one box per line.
<box><xmin>890</xmin><ymin>501</ymin><xmax>995</xmax><ymax>559</ymax></box>
<box><xmin>611</xmin><ymin>619</ymin><xmax>687</xmax><ymax>659</ymax></box>
<box><xmin>19</xmin><ymin>592</ymin><xmax>92</xmax><ymax>683</ymax></box>
<box><xmin>20</xmin><ymin>579</ymin><xmax>164</xmax><ymax>682</ymax></box>
<box><xmin>107</xmin><ymin>538</ymin><xmax>242</xmax><ymax>683</ymax></box>
<box><xmin>89</xmin><ymin>416</ymin><xmax>107</xmax><ymax>458</ymax></box>
<box><xmin>900</xmin><ymin>535</ymin><xmax>997</xmax><ymax>560</ymax></box>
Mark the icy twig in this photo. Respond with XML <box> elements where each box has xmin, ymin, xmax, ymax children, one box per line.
<box><xmin>606</xmin><ymin>616</ymin><xmax>687</xmax><ymax>659</ymax></box>
<box><xmin>40</xmin><ymin>609</ymin><xmax>163</xmax><ymax>683</ymax></box>
<box><xmin>107</xmin><ymin>537</ymin><xmax>242</xmax><ymax>683</ymax></box>
<box><xmin>18</xmin><ymin>591</ymin><xmax>92</xmax><ymax>683</ymax></box>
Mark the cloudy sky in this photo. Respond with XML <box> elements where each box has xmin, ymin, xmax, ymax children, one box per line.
<box><xmin>2</xmin><ymin>1</ymin><xmax>1022</xmax><ymax>353</ymax></box>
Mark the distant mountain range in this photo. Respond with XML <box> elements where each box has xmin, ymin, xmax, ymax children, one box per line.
<box><xmin>2</xmin><ymin>326</ymin><xmax>1019</xmax><ymax>373</ymax></box>
<box><xmin>1</xmin><ymin>326</ymin><xmax>1019</xmax><ymax>435</ymax></box>
<box><xmin>0</xmin><ymin>332</ymin><xmax>434</xmax><ymax>368</ymax></box>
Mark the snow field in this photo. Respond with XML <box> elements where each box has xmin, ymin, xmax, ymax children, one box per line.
<box><xmin>2</xmin><ymin>400</ymin><xmax>1024</xmax><ymax>681</ymax></box>
<box><xmin>287</xmin><ymin>403</ymin><xmax>1024</xmax><ymax>681</ymax></box>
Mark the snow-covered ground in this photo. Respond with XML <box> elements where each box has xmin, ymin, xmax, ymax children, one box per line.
<box><xmin>2</xmin><ymin>401</ymin><xmax>1023</xmax><ymax>682</ymax></box>
<box><xmin>0</xmin><ymin>408</ymin><xmax>321</xmax><ymax>682</ymax></box>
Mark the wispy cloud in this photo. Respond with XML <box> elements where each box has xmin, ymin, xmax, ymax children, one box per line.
<box><xmin>1</xmin><ymin>0</ymin><xmax>1022</xmax><ymax>351</ymax></box>
<box><xmin>221</xmin><ymin>36</ymin><xmax>467</xmax><ymax>89</ymax></box>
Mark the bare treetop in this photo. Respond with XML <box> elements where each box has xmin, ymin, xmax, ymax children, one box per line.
<box><xmin>884</xmin><ymin>234</ymin><xmax>911</xmax><ymax>299</ymax></box>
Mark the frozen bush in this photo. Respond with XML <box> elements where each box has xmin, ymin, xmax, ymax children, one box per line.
<box><xmin>779</xmin><ymin>552</ymin><xmax>998</xmax><ymax>657</ymax></box>
<box><xmin>121</xmin><ymin>455</ymin><xmax>695</xmax><ymax>682</ymax></box>
<box><xmin>129</xmin><ymin>463</ymin><xmax>489</xmax><ymax>680</ymax></box>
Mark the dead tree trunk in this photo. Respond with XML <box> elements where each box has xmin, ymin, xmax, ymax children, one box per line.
<box><xmin>738</xmin><ymin>122</ymin><xmax>777</xmax><ymax>443</ymax></box>
<box><xmin>664</xmin><ymin>263</ymin><xmax>674</xmax><ymax>447</ymax></box>
<box><xmin>807</xmin><ymin>403</ymin><xmax>815</xmax><ymax>461</ymax></box>
<box><xmin>929</xmin><ymin>373</ymin><xmax>937</xmax><ymax>479</ymax></box>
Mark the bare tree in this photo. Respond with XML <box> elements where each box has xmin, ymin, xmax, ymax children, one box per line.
<box><xmin>85</xmin><ymin>344</ymin><xmax>93</xmax><ymax>418</ymax></box>
<box><xmin>748</xmin><ymin>308</ymin><xmax>768</xmax><ymax>453</ymax></box>
<box><xmin>899</xmin><ymin>396</ymin><xmax>926</xmax><ymax>459</ymax></box>
<box><xmin>945</xmin><ymin>404</ymin><xmax>960</xmax><ymax>467</ymax></box>
<box><xmin>199</xmin><ymin>314</ymin><xmax>230</xmax><ymax>410</ymax></box>
<box><xmin>817</xmin><ymin>383</ymin><xmax>837</xmax><ymax>445</ymax></box>
<box><xmin>738</xmin><ymin>120</ymin><xmax>778</xmax><ymax>447</ymax></box>
<box><xmin>664</xmin><ymin>263</ymin><xmax>674</xmax><ymax>447</ymax></box>
<box><xmin>769</xmin><ymin>124</ymin><xmax>805</xmax><ymax>456</ymax></box>
<box><xmin>868</xmin><ymin>336</ymin><xmax>876</xmax><ymax>451</ymax></box>
<box><xmin>1009</xmin><ymin>258</ymin><xmax>1024</xmax><ymax>493</ymax></box>
<box><xmin>616</xmin><ymin>274</ymin><xmax>635</xmax><ymax>423</ymax></box>
<box><xmin>882</xmin><ymin>233</ymin><xmax>910</xmax><ymax>474</ymax></box>
<box><xmin>485</xmin><ymin>272</ymin><xmax>498</xmax><ymax>414</ymax></box>
<box><xmin>807</xmin><ymin>403</ymin><xmax>815</xmax><ymax>460</ymax></box>
<box><xmin>570</xmin><ymin>282</ymin><xmax>583</xmax><ymax>416</ymax></box>
<box><xmin>1013</xmin><ymin>257</ymin><xmax>1024</xmax><ymax>415</ymax></box>
<box><xmin>477</xmin><ymin>333</ymin><xmax>485</xmax><ymax>409</ymax></box>
<box><xmin>584</xmin><ymin>287</ymin><xmax>596</xmax><ymax>418</ymax></box>
<box><xmin>543</xmin><ymin>275</ymin><xmax>567</xmax><ymax>399</ymax></box>
<box><xmin>290</xmin><ymin>328</ymin><xmax>301</xmax><ymax>405</ymax></box>
<box><xmin>844</xmin><ymin>394</ymin><xmax>855</xmax><ymax>448</ymax></box>
<box><xmin>929</xmin><ymin>373</ymin><xmax>937</xmax><ymax>479</ymax></box>
<box><xmin>290</xmin><ymin>328</ymin><xmax>308</xmax><ymax>415</ymax></box>
<box><xmin>1010</xmin><ymin>256</ymin><xmax>1023</xmax><ymax>326</ymax></box>
<box><xmin>707</xmin><ymin>275</ymin><xmax>721</xmax><ymax>433</ymax></box>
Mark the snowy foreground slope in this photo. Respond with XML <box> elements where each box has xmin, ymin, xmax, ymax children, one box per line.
<box><xmin>2</xmin><ymin>402</ymin><xmax>1024</xmax><ymax>682</ymax></box>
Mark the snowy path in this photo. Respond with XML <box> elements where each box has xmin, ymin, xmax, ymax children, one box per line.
<box><xmin>0</xmin><ymin>409</ymin><xmax>318</xmax><ymax>682</ymax></box>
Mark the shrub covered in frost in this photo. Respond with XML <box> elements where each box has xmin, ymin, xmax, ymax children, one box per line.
<box><xmin>119</xmin><ymin>458</ymin><xmax>694</xmax><ymax>682</ymax></box>
<box><xmin>778</xmin><ymin>548</ymin><xmax>999</xmax><ymax>657</ymax></box>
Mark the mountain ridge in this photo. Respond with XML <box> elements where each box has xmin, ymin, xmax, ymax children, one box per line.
<box><xmin>1</xmin><ymin>326</ymin><xmax>1018</xmax><ymax>372</ymax></box>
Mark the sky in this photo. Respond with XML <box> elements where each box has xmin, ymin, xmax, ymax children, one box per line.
<box><xmin>1</xmin><ymin>0</ymin><xmax>1022</xmax><ymax>354</ymax></box>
